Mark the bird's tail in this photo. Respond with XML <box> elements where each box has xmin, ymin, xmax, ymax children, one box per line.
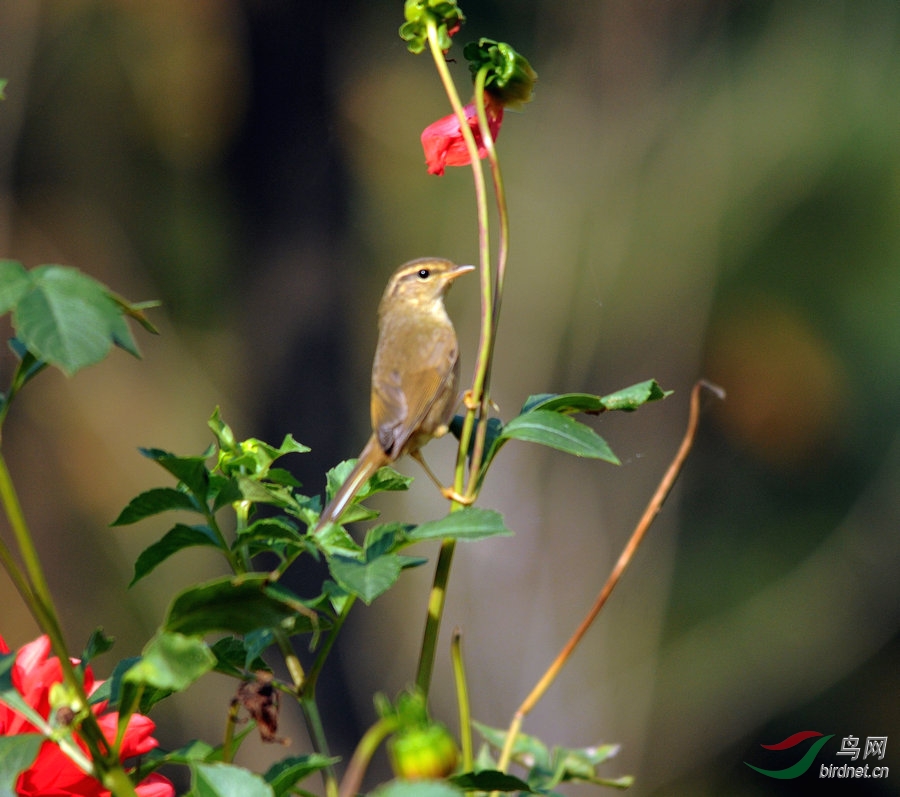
<box><xmin>314</xmin><ymin>436</ymin><xmax>387</xmax><ymax>533</ymax></box>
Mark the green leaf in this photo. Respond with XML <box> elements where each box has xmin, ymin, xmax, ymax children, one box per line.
<box><xmin>164</xmin><ymin>575</ymin><xmax>320</xmax><ymax>637</ymax></box>
<box><xmin>520</xmin><ymin>392</ymin><xmax>606</xmax><ymax>415</ymax></box>
<box><xmin>500</xmin><ymin>410</ymin><xmax>620</xmax><ymax>464</ymax></box>
<box><xmin>264</xmin><ymin>755</ymin><xmax>339</xmax><ymax>797</ymax></box>
<box><xmin>315</xmin><ymin>521</ymin><xmax>362</xmax><ymax>557</ymax></box>
<box><xmin>139</xmin><ymin>447</ymin><xmax>212</xmax><ymax>499</ymax></box>
<box><xmin>0</xmin><ymin>260</ymin><xmax>30</xmax><ymax>314</ymax></box>
<box><xmin>408</xmin><ymin>507</ymin><xmax>512</xmax><ymax>542</ymax></box>
<box><xmin>209</xmin><ymin>637</ymin><xmax>270</xmax><ymax>678</ymax></box>
<box><xmin>6</xmin><ymin>339</ymin><xmax>48</xmax><ymax>393</ymax></box>
<box><xmin>130</xmin><ymin>524</ymin><xmax>223</xmax><ymax>586</ymax></box>
<box><xmin>237</xmin><ymin>517</ymin><xmax>302</xmax><ymax>544</ymax></box>
<box><xmin>373</xmin><ymin>781</ymin><xmax>462</xmax><ymax>797</ymax></box>
<box><xmin>522</xmin><ymin>380</ymin><xmax>670</xmax><ymax>415</ymax></box>
<box><xmin>473</xmin><ymin>722</ymin><xmax>551</xmax><ymax>770</ymax></box>
<box><xmin>600</xmin><ymin>379</ymin><xmax>671</xmax><ymax>411</ymax></box>
<box><xmin>80</xmin><ymin>628</ymin><xmax>115</xmax><ymax>665</ymax></box>
<box><xmin>0</xmin><ymin>735</ymin><xmax>43</xmax><ymax>796</ymax></box>
<box><xmin>125</xmin><ymin>632</ymin><xmax>216</xmax><ymax>692</ymax></box>
<box><xmin>189</xmin><ymin>762</ymin><xmax>274</xmax><ymax>797</ymax></box>
<box><xmin>364</xmin><ymin>522</ymin><xmax>411</xmax><ymax>559</ymax></box>
<box><xmin>450</xmin><ymin>770</ymin><xmax>533</xmax><ymax>792</ymax></box>
<box><xmin>328</xmin><ymin>553</ymin><xmax>402</xmax><ymax>604</ymax></box>
<box><xmin>111</xmin><ymin>487</ymin><xmax>200</xmax><ymax>526</ymax></box>
<box><xmin>13</xmin><ymin>265</ymin><xmax>122</xmax><ymax>375</ymax></box>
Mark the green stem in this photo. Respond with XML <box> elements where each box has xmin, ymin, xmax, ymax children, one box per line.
<box><xmin>338</xmin><ymin>716</ymin><xmax>399</xmax><ymax>797</ymax></box>
<box><xmin>450</xmin><ymin>628</ymin><xmax>473</xmax><ymax>771</ymax></box>
<box><xmin>0</xmin><ymin>452</ymin><xmax>138</xmax><ymax>796</ymax></box>
<box><xmin>302</xmin><ymin>697</ymin><xmax>338</xmax><ymax>797</ymax></box>
<box><xmin>415</xmin><ymin>538</ymin><xmax>455</xmax><ymax>695</ymax></box>
<box><xmin>416</xmin><ymin>18</ymin><xmax>500</xmax><ymax>702</ymax></box>
<box><xmin>280</xmin><ymin>598</ymin><xmax>353</xmax><ymax>797</ymax></box>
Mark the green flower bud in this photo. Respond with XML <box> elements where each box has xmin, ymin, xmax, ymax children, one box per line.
<box><xmin>389</xmin><ymin>722</ymin><xmax>460</xmax><ymax>780</ymax></box>
<box><xmin>399</xmin><ymin>0</ymin><xmax>465</xmax><ymax>55</ymax></box>
<box><xmin>464</xmin><ymin>38</ymin><xmax>538</xmax><ymax>110</ymax></box>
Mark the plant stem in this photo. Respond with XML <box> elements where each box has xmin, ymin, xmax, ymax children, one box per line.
<box><xmin>416</xmin><ymin>19</ymin><xmax>504</xmax><ymax>702</ymax></box>
<box><xmin>450</xmin><ymin>628</ymin><xmax>473</xmax><ymax>771</ymax></box>
<box><xmin>338</xmin><ymin>717</ymin><xmax>399</xmax><ymax>797</ymax></box>
<box><xmin>0</xmin><ymin>451</ymin><xmax>138</xmax><ymax>796</ymax></box>
<box><xmin>495</xmin><ymin>381</ymin><xmax>720</xmax><ymax>776</ymax></box>
<box><xmin>415</xmin><ymin>538</ymin><xmax>455</xmax><ymax>695</ymax></box>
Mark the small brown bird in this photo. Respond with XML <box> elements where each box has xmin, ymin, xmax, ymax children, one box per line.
<box><xmin>315</xmin><ymin>257</ymin><xmax>474</xmax><ymax>530</ymax></box>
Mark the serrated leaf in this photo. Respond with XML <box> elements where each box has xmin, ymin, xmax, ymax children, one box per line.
<box><xmin>139</xmin><ymin>447</ymin><xmax>212</xmax><ymax>499</ymax></box>
<box><xmin>125</xmin><ymin>632</ymin><xmax>216</xmax><ymax>692</ymax></box>
<box><xmin>130</xmin><ymin>524</ymin><xmax>222</xmax><ymax>586</ymax></box>
<box><xmin>450</xmin><ymin>770</ymin><xmax>534</xmax><ymax>792</ymax></box>
<box><xmin>473</xmin><ymin>722</ymin><xmax>551</xmax><ymax>770</ymax></box>
<box><xmin>0</xmin><ymin>734</ymin><xmax>43</xmax><ymax>795</ymax></box>
<box><xmin>328</xmin><ymin>553</ymin><xmax>402</xmax><ymax>604</ymax></box>
<box><xmin>237</xmin><ymin>517</ymin><xmax>301</xmax><ymax>544</ymax></box>
<box><xmin>111</xmin><ymin>487</ymin><xmax>200</xmax><ymax>526</ymax></box>
<box><xmin>0</xmin><ymin>260</ymin><xmax>31</xmax><ymax>314</ymax></box>
<box><xmin>500</xmin><ymin>410</ymin><xmax>619</xmax><ymax>464</ymax></box>
<box><xmin>209</xmin><ymin>637</ymin><xmax>269</xmax><ymax>677</ymax></box>
<box><xmin>325</xmin><ymin>460</ymin><xmax>412</xmax><ymax>504</ymax></box>
<box><xmin>315</xmin><ymin>521</ymin><xmax>363</xmax><ymax>557</ymax></box>
<box><xmin>13</xmin><ymin>265</ymin><xmax>121</xmax><ymax>375</ymax></box>
<box><xmin>263</xmin><ymin>755</ymin><xmax>339</xmax><ymax>797</ymax></box>
<box><xmin>363</xmin><ymin>522</ymin><xmax>410</xmax><ymax>559</ymax></box>
<box><xmin>164</xmin><ymin>575</ymin><xmax>319</xmax><ymax>637</ymax></box>
<box><xmin>190</xmin><ymin>762</ymin><xmax>274</xmax><ymax>797</ymax></box>
<box><xmin>407</xmin><ymin>507</ymin><xmax>512</xmax><ymax>542</ymax></box>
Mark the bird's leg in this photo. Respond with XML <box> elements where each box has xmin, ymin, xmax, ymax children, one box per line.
<box><xmin>409</xmin><ymin>451</ymin><xmax>474</xmax><ymax>505</ymax></box>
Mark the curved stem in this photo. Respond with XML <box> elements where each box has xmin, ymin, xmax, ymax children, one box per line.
<box><xmin>495</xmin><ymin>381</ymin><xmax>718</xmax><ymax>776</ymax></box>
<box><xmin>338</xmin><ymin>716</ymin><xmax>399</xmax><ymax>797</ymax></box>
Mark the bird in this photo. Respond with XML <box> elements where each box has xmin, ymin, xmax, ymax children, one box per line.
<box><xmin>314</xmin><ymin>257</ymin><xmax>474</xmax><ymax>531</ymax></box>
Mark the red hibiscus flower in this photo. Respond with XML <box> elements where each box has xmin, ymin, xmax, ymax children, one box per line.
<box><xmin>420</xmin><ymin>94</ymin><xmax>504</xmax><ymax>176</ymax></box>
<box><xmin>0</xmin><ymin>635</ymin><xmax>174</xmax><ymax>797</ymax></box>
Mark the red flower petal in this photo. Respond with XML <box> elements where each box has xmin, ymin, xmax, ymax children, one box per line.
<box><xmin>3</xmin><ymin>635</ymin><xmax>174</xmax><ymax>797</ymax></box>
<box><xmin>421</xmin><ymin>97</ymin><xmax>504</xmax><ymax>176</ymax></box>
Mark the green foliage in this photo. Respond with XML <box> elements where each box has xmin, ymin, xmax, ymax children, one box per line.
<box><xmin>464</xmin><ymin>38</ymin><xmax>538</xmax><ymax>110</ymax></box>
<box><xmin>451</xmin><ymin>379</ymin><xmax>670</xmax><ymax>488</ymax></box>
<box><xmin>0</xmin><ymin>735</ymin><xmax>43</xmax><ymax>794</ymax></box>
<box><xmin>188</xmin><ymin>762</ymin><xmax>274</xmax><ymax>797</ymax></box>
<box><xmin>399</xmin><ymin>0</ymin><xmax>465</xmax><ymax>54</ymax></box>
<box><xmin>473</xmin><ymin>722</ymin><xmax>633</xmax><ymax>793</ymax></box>
<box><xmin>0</xmin><ymin>260</ymin><xmax>156</xmax><ymax>377</ymax></box>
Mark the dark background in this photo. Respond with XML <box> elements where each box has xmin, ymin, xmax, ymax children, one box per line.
<box><xmin>1</xmin><ymin>2</ymin><xmax>898</xmax><ymax>794</ymax></box>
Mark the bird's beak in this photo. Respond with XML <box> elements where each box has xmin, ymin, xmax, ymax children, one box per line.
<box><xmin>447</xmin><ymin>263</ymin><xmax>476</xmax><ymax>281</ymax></box>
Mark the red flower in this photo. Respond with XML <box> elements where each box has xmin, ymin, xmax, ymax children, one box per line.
<box><xmin>0</xmin><ymin>635</ymin><xmax>175</xmax><ymax>797</ymax></box>
<box><xmin>420</xmin><ymin>95</ymin><xmax>504</xmax><ymax>176</ymax></box>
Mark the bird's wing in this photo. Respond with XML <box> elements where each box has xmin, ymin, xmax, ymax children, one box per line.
<box><xmin>372</xmin><ymin>328</ymin><xmax>458</xmax><ymax>458</ymax></box>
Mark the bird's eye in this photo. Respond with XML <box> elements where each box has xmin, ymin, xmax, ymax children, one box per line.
<box><xmin>417</xmin><ymin>268</ymin><xmax>431</xmax><ymax>280</ymax></box>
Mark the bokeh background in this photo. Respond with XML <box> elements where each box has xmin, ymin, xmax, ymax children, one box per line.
<box><xmin>1</xmin><ymin>1</ymin><xmax>898</xmax><ymax>795</ymax></box>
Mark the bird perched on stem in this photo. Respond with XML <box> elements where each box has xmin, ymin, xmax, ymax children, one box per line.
<box><xmin>315</xmin><ymin>257</ymin><xmax>474</xmax><ymax>532</ymax></box>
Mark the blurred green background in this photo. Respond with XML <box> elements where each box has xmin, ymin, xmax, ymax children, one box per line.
<box><xmin>1</xmin><ymin>1</ymin><xmax>898</xmax><ymax>795</ymax></box>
